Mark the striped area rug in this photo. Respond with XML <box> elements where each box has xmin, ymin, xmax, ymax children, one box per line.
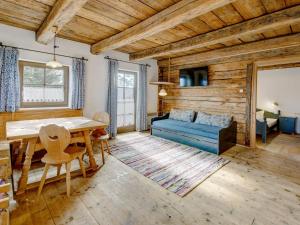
<box><xmin>110</xmin><ymin>134</ymin><xmax>230</xmax><ymax>197</ymax></box>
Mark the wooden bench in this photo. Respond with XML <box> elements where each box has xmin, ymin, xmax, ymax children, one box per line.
<box><xmin>0</xmin><ymin>143</ymin><xmax>11</xmax><ymax>225</ymax></box>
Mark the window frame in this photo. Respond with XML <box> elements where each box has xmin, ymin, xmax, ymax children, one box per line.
<box><xmin>19</xmin><ymin>60</ymin><xmax>69</xmax><ymax>108</ymax></box>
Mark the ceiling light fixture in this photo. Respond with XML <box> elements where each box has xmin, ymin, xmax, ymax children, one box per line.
<box><xmin>46</xmin><ymin>26</ymin><xmax>62</xmax><ymax>68</ymax></box>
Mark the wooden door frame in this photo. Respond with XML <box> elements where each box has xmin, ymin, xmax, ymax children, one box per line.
<box><xmin>249</xmin><ymin>54</ymin><xmax>300</xmax><ymax>148</ymax></box>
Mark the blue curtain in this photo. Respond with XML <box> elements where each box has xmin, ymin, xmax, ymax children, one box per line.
<box><xmin>71</xmin><ymin>58</ymin><xmax>85</xmax><ymax>109</ymax></box>
<box><xmin>107</xmin><ymin>59</ymin><xmax>119</xmax><ymax>138</ymax></box>
<box><xmin>136</xmin><ymin>64</ymin><xmax>148</xmax><ymax>131</ymax></box>
<box><xmin>0</xmin><ymin>47</ymin><xmax>20</xmax><ymax>112</ymax></box>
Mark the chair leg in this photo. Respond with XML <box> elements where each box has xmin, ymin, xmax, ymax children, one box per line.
<box><xmin>37</xmin><ymin>164</ymin><xmax>50</xmax><ymax>197</ymax></box>
<box><xmin>56</xmin><ymin>165</ymin><xmax>62</xmax><ymax>176</ymax></box>
<box><xmin>65</xmin><ymin>163</ymin><xmax>71</xmax><ymax>197</ymax></box>
<box><xmin>100</xmin><ymin>140</ymin><xmax>105</xmax><ymax>165</ymax></box>
<box><xmin>78</xmin><ymin>157</ymin><xmax>86</xmax><ymax>178</ymax></box>
<box><xmin>105</xmin><ymin>140</ymin><xmax>111</xmax><ymax>154</ymax></box>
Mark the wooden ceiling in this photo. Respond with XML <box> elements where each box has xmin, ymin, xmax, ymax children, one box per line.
<box><xmin>0</xmin><ymin>0</ymin><xmax>300</xmax><ymax>62</ymax></box>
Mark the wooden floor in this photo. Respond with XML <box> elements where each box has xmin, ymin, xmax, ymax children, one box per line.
<box><xmin>257</xmin><ymin>132</ymin><xmax>300</xmax><ymax>162</ymax></box>
<box><xmin>10</xmin><ymin>133</ymin><xmax>300</xmax><ymax>225</ymax></box>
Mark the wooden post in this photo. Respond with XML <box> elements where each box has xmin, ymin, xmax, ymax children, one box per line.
<box><xmin>249</xmin><ymin>63</ymin><xmax>258</xmax><ymax>148</ymax></box>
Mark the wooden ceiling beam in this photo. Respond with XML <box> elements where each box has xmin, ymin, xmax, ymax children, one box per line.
<box><xmin>90</xmin><ymin>0</ymin><xmax>237</xmax><ymax>54</ymax></box>
<box><xmin>36</xmin><ymin>0</ymin><xmax>88</xmax><ymax>44</ymax></box>
<box><xmin>158</xmin><ymin>33</ymin><xmax>300</xmax><ymax>67</ymax></box>
<box><xmin>130</xmin><ymin>5</ymin><xmax>300</xmax><ymax>61</ymax></box>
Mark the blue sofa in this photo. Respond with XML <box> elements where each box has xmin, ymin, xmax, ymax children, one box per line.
<box><xmin>151</xmin><ymin>111</ymin><xmax>237</xmax><ymax>155</ymax></box>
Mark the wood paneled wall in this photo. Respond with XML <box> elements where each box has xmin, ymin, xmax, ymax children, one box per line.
<box><xmin>0</xmin><ymin>109</ymin><xmax>82</xmax><ymax>140</ymax></box>
<box><xmin>159</xmin><ymin>61</ymin><xmax>250</xmax><ymax>145</ymax></box>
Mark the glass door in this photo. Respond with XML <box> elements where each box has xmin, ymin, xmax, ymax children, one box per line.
<box><xmin>117</xmin><ymin>70</ymin><xmax>137</xmax><ymax>133</ymax></box>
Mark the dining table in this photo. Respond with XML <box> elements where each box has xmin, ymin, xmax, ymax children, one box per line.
<box><xmin>6</xmin><ymin>116</ymin><xmax>107</xmax><ymax>195</ymax></box>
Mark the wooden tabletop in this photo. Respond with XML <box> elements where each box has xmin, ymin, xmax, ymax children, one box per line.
<box><xmin>6</xmin><ymin>117</ymin><xmax>107</xmax><ymax>140</ymax></box>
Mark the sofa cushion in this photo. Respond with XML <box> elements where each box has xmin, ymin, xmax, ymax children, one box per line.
<box><xmin>169</xmin><ymin>109</ymin><xmax>195</xmax><ymax>122</ymax></box>
<box><xmin>152</xmin><ymin>119</ymin><xmax>221</xmax><ymax>140</ymax></box>
<box><xmin>195</xmin><ymin>112</ymin><xmax>232</xmax><ymax>128</ymax></box>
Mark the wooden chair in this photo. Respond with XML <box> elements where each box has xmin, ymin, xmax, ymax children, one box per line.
<box><xmin>92</xmin><ymin>112</ymin><xmax>110</xmax><ymax>164</ymax></box>
<box><xmin>0</xmin><ymin>157</ymin><xmax>10</xmax><ymax>225</ymax></box>
<box><xmin>37</xmin><ymin>124</ymin><xmax>86</xmax><ymax>197</ymax></box>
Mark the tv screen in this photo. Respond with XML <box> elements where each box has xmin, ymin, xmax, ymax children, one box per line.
<box><xmin>179</xmin><ymin>67</ymin><xmax>208</xmax><ymax>87</ymax></box>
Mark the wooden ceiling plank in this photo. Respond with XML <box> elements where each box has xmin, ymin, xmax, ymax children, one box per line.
<box><xmin>77</xmin><ymin>7</ymin><xmax>129</xmax><ymax>31</ymax></box>
<box><xmin>167</xmin><ymin>25</ymin><xmax>198</xmax><ymax>39</ymax></box>
<box><xmin>0</xmin><ymin>12</ymin><xmax>39</xmax><ymax>31</ymax></box>
<box><xmin>91</xmin><ymin>0</ymin><xmax>237</xmax><ymax>54</ymax></box>
<box><xmin>36</xmin><ymin>0</ymin><xmax>88</xmax><ymax>44</ymax></box>
<box><xmin>0</xmin><ymin>6</ymin><xmax>44</xmax><ymax>26</ymax></box>
<box><xmin>130</xmin><ymin>5</ymin><xmax>300</xmax><ymax>60</ymax></box>
<box><xmin>158</xmin><ymin>33</ymin><xmax>300</xmax><ymax>67</ymax></box>
<box><xmin>291</xmin><ymin>23</ymin><xmax>300</xmax><ymax>32</ymax></box>
<box><xmin>232</xmin><ymin>0</ymin><xmax>266</xmax><ymax>19</ymax></box>
<box><xmin>58</xmin><ymin>28</ymin><xmax>97</xmax><ymax>44</ymax></box>
<box><xmin>263</xmin><ymin>25</ymin><xmax>292</xmax><ymax>38</ymax></box>
<box><xmin>4</xmin><ymin>0</ymin><xmax>51</xmax><ymax>13</ymax></box>
<box><xmin>138</xmin><ymin>0</ymin><xmax>179</xmax><ymax>11</ymax></box>
<box><xmin>96</xmin><ymin>0</ymin><xmax>157</xmax><ymax>20</ymax></box>
<box><xmin>285</xmin><ymin>0</ymin><xmax>300</xmax><ymax>6</ymax></box>
<box><xmin>85</xmin><ymin>0</ymin><xmax>140</xmax><ymax>26</ymax></box>
<box><xmin>212</xmin><ymin>3</ymin><xmax>244</xmax><ymax>25</ymax></box>
<box><xmin>144</xmin><ymin>36</ymin><xmax>172</xmax><ymax>45</ymax></box>
<box><xmin>198</xmin><ymin>12</ymin><xmax>226</xmax><ymax>29</ymax></box>
<box><xmin>62</xmin><ymin>16</ymin><xmax>119</xmax><ymax>41</ymax></box>
<box><xmin>0</xmin><ymin>1</ymin><xmax>48</xmax><ymax>20</ymax></box>
<box><xmin>261</xmin><ymin>0</ymin><xmax>286</xmax><ymax>13</ymax></box>
<box><xmin>182</xmin><ymin>18</ymin><xmax>213</xmax><ymax>34</ymax></box>
<box><xmin>34</xmin><ymin>0</ymin><xmax>56</xmax><ymax>6</ymax></box>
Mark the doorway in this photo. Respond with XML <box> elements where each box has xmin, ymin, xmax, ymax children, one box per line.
<box><xmin>249</xmin><ymin>56</ymin><xmax>300</xmax><ymax>161</ymax></box>
<box><xmin>117</xmin><ymin>70</ymin><xmax>137</xmax><ymax>133</ymax></box>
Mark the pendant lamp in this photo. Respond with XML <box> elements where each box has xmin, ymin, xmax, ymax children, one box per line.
<box><xmin>46</xmin><ymin>27</ymin><xmax>62</xmax><ymax>68</ymax></box>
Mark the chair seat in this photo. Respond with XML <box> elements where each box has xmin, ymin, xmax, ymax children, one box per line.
<box><xmin>65</xmin><ymin>146</ymin><xmax>86</xmax><ymax>160</ymax></box>
<box><xmin>41</xmin><ymin>146</ymin><xmax>86</xmax><ymax>164</ymax></box>
<box><xmin>96</xmin><ymin>134</ymin><xmax>109</xmax><ymax>140</ymax></box>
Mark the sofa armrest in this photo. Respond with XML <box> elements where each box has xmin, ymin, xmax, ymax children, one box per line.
<box><xmin>151</xmin><ymin>113</ymin><xmax>170</xmax><ymax>125</ymax></box>
<box><xmin>218</xmin><ymin>121</ymin><xmax>237</xmax><ymax>154</ymax></box>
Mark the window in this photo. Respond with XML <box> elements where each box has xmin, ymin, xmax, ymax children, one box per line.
<box><xmin>19</xmin><ymin>61</ymin><xmax>69</xmax><ymax>108</ymax></box>
<box><xmin>117</xmin><ymin>70</ymin><xmax>137</xmax><ymax>132</ymax></box>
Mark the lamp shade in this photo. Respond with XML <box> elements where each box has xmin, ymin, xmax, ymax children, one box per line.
<box><xmin>159</xmin><ymin>88</ymin><xmax>167</xmax><ymax>97</ymax></box>
<box><xmin>46</xmin><ymin>60</ymin><xmax>62</xmax><ymax>68</ymax></box>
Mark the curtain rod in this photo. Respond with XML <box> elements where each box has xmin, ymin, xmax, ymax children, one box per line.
<box><xmin>0</xmin><ymin>42</ymin><xmax>88</xmax><ymax>61</ymax></box>
<box><xmin>104</xmin><ymin>56</ymin><xmax>150</xmax><ymax>67</ymax></box>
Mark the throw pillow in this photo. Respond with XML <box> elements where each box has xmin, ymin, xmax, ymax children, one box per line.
<box><xmin>195</xmin><ymin>112</ymin><xmax>232</xmax><ymax>128</ymax></box>
<box><xmin>169</xmin><ymin>109</ymin><xmax>195</xmax><ymax>122</ymax></box>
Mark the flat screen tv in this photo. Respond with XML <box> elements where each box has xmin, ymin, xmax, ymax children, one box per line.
<box><xmin>179</xmin><ymin>67</ymin><xmax>208</xmax><ymax>87</ymax></box>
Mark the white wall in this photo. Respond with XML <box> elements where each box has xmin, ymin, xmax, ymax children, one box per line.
<box><xmin>257</xmin><ymin>67</ymin><xmax>300</xmax><ymax>133</ymax></box>
<box><xmin>0</xmin><ymin>24</ymin><xmax>158</xmax><ymax>118</ymax></box>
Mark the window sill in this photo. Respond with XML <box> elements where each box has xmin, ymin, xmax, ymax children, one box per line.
<box><xmin>19</xmin><ymin>107</ymin><xmax>72</xmax><ymax>111</ymax></box>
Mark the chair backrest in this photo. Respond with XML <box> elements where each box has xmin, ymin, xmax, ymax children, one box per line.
<box><xmin>93</xmin><ymin>112</ymin><xmax>110</xmax><ymax>125</ymax></box>
<box><xmin>39</xmin><ymin>124</ymin><xmax>71</xmax><ymax>163</ymax></box>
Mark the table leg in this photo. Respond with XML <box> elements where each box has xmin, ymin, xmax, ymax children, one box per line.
<box><xmin>83</xmin><ymin>130</ymin><xmax>98</xmax><ymax>170</ymax></box>
<box><xmin>17</xmin><ymin>138</ymin><xmax>37</xmax><ymax>195</ymax></box>
<box><xmin>15</xmin><ymin>140</ymin><xmax>28</xmax><ymax>168</ymax></box>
